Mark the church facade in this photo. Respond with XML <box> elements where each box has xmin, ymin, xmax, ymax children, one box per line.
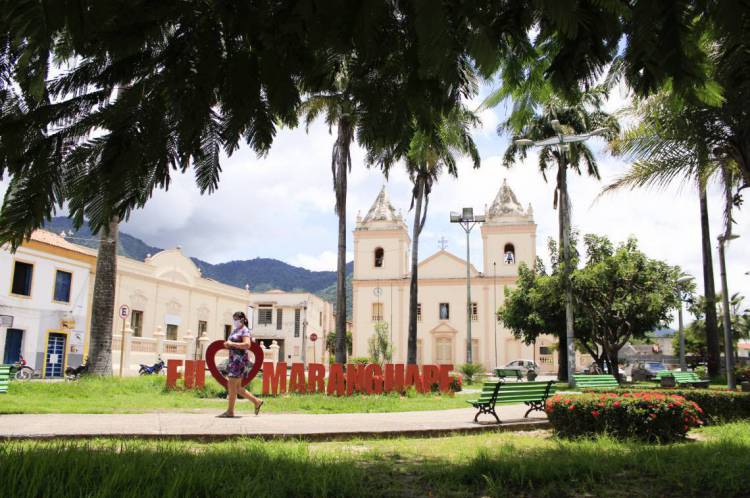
<box><xmin>351</xmin><ymin>180</ymin><xmax>557</xmax><ymax>372</ymax></box>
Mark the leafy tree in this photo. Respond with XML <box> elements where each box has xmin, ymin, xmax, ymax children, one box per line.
<box><xmin>325</xmin><ymin>330</ymin><xmax>352</xmax><ymax>357</ymax></box>
<box><xmin>368</xmin><ymin>321</ymin><xmax>394</xmax><ymax>367</ymax></box>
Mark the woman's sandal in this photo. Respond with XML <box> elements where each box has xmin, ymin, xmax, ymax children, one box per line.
<box><xmin>217</xmin><ymin>412</ymin><xmax>236</xmax><ymax>418</ymax></box>
<box><xmin>254</xmin><ymin>400</ymin><xmax>264</xmax><ymax>416</ymax></box>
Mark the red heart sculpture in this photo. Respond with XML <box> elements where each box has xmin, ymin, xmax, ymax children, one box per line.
<box><xmin>205</xmin><ymin>339</ymin><xmax>264</xmax><ymax>389</ymax></box>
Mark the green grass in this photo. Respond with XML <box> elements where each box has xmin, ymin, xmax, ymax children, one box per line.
<box><xmin>1</xmin><ymin>422</ymin><xmax>749</xmax><ymax>496</ymax></box>
<box><xmin>1</xmin><ymin>375</ymin><xmax>473</xmax><ymax>414</ymax></box>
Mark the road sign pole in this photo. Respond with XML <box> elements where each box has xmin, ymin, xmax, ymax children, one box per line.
<box><xmin>119</xmin><ymin>318</ymin><xmax>126</xmax><ymax>377</ymax></box>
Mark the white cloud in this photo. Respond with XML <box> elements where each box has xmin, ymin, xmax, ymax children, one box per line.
<box><xmin>290</xmin><ymin>250</ymin><xmax>353</xmax><ymax>271</ymax></box>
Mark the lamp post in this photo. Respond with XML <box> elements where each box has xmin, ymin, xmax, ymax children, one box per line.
<box><xmin>676</xmin><ymin>276</ymin><xmax>694</xmax><ymax>372</ymax></box>
<box><xmin>299</xmin><ymin>299</ymin><xmax>309</xmax><ymax>367</ymax></box>
<box><xmin>718</xmin><ymin>233</ymin><xmax>739</xmax><ymax>389</ymax></box>
<box><xmin>450</xmin><ymin>207</ymin><xmax>485</xmax><ymax>363</ymax></box>
<box><xmin>493</xmin><ymin>261</ymin><xmax>498</xmax><ymax>369</ymax></box>
<box><xmin>515</xmin><ymin>120</ymin><xmax>607</xmax><ymax>385</ymax></box>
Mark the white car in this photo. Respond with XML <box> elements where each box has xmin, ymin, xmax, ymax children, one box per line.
<box><xmin>504</xmin><ymin>359</ymin><xmax>540</xmax><ymax>374</ymax></box>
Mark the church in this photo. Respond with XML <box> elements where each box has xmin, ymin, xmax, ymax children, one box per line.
<box><xmin>351</xmin><ymin>180</ymin><xmax>557</xmax><ymax>372</ymax></box>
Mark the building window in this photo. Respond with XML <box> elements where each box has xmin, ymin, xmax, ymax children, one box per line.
<box><xmin>471</xmin><ymin>302</ymin><xmax>478</xmax><ymax>321</ymax></box>
<box><xmin>374</xmin><ymin>247</ymin><xmax>384</xmax><ymax>268</ymax></box>
<box><xmin>539</xmin><ymin>346</ymin><xmax>552</xmax><ymax>356</ymax></box>
<box><xmin>53</xmin><ymin>270</ymin><xmax>72</xmax><ymax>303</ymax></box>
<box><xmin>294</xmin><ymin>309</ymin><xmax>301</xmax><ymax>337</ymax></box>
<box><xmin>417</xmin><ymin>339</ymin><xmax>423</xmax><ymax>364</ymax></box>
<box><xmin>416</xmin><ymin>303</ymin><xmax>422</xmax><ymax>322</ymax></box>
<box><xmin>436</xmin><ymin>337</ymin><xmax>453</xmax><ymax>364</ymax></box>
<box><xmin>372</xmin><ymin>302</ymin><xmax>384</xmax><ymax>321</ymax></box>
<box><xmin>439</xmin><ymin>303</ymin><xmax>450</xmax><ymax>320</ymax></box>
<box><xmin>472</xmin><ymin>339</ymin><xmax>479</xmax><ymax>361</ymax></box>
<box><xmin>11</xmin><ymin>261</ymin><xmax>33</xmax><ymax>297</ymax></box>
<box><xmin>258</xmin><ymin>305</ymin><xmax>273</xmax><ymax>325</ymax></box>
<box><xmin>319</xmin><ymin>311</ymin><xmax>322</xmax><ymax>326</ymax></box>
<box><xmin>198</xmin><ymin>320</ymin><xmax>207</xmax><ymax>337</ymax></box>
<box><xmin>504</xmin><ymin>243</ymin><xmax>516</xmax><ymax>264</ymax></box>
<box><xmin>224</xmin><ymin>324</ymin><xmax>232</xmax><ymax>340</ymax></box>
<box><xmin>276</xmin><ymin>308</ymin><xmax>283</xmax><ymax>330</ymax></box>
<box><xmin>166</xmin><ymin>324</ymin><xmax>178</xmax><ymax>341</ymax></box>
<box><xmin>131</xmin><ymin>310</ymin><xmax>144</xmax><ymax>337</ymax></box>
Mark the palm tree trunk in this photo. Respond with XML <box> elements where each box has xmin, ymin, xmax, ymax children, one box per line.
<box><xmin>333</xmin><ymin>120</ymin><xmax>352</xmax><ymax>365</ymax></box>
<box><xmin>407</xmin><ymin>178</ymin><xmax>424</xmax><ymax>365</ymax></box>
<box><xmin>88</xmin><ymin>216</ymin><xmax>119</xmax><ymax>375</ymax></box>
<box><xmin>556</xmin><ymin>164</ymin><xmax>569</xmax><ymax>382</ymax></box>
<box><xmin>699</xmin><ymin>182</ymin><xmax>721</xmax><ymax>377</ymax></box>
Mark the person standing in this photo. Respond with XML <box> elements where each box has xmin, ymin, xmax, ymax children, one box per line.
<box><xmin>218</xmin><ymin>311</ymin><xmax>264</xmax><ymax>418</ymax></box>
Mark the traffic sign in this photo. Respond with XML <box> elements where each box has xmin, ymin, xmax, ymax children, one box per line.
<box><xmin>309</xmin><ymin>333</ymin><xmax>318</xmax><ymax>342</ymax></box>
<box><xmin>118</xmin><ymin>305</ymin><xmax>130</xmax><ymax>319</ymax></box>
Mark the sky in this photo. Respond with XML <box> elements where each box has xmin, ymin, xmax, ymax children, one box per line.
<box><xmin>3</xmin><ymin>81</ymin><xmax>748</xmax><ymax>326</ymax></box>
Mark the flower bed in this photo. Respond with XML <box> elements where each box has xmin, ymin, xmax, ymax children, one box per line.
<box><xmin>581</xmin><ymin>387</ymin><xmax>750</xmax><ymax>423</ymax></box>
<box><xmin>546</xmin><ymin>392</ymin><xmax>703</xmax><ymax>442</ymax></box>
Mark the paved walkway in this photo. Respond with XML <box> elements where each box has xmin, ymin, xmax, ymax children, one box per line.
<box><xmin>0</xmin><ymin>405</ymin><xmax>548</xmax><ymax>441</ymax></box>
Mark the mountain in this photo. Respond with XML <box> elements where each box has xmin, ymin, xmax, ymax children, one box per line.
<box><xmin>44</xmin><ymin>217</ymin><xmax>354</xmax><ymax>316</ymax></box>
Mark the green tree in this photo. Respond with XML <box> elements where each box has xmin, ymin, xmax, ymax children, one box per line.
<box><xmin>368</xmin><ymin>321</ymin><xmax>394</xmax><ymax>367</ymax></box>
<box><xmin>325</xmin><ymin>330</ymin><xmax>352</xmax><ymax>357</ymax></box>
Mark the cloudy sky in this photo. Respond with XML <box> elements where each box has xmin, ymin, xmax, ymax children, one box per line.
<box><xmin>4</xmin><ymin>81</ymin><xmax>748</xmax><ymax>325</ymax></box>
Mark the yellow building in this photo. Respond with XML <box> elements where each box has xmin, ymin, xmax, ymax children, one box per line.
<box><xmin>352</xmin><ymin>181</ymin><xmax>559</xmax><ymax>372</ymax></box>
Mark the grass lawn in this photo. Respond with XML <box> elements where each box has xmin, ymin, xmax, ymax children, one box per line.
<box><xmin>1</xmin><ymin>375</ymin><xmax>474</xmax><ymax>414</ymax></box>
<box><xmin>1</xmin><ymin>422</ymin><xmax>748</xmax><ymax>497</ymax></box>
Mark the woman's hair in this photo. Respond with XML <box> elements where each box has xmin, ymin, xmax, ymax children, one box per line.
<box><xmin>233</xmin><ymin>311</ymin><xmax>249</xmax><ymax>327</ymax></box>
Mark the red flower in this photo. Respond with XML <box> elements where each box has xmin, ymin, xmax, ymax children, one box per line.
<box><xmin>613</xmin><ymin>401</ymin><xmax>621</xmax><ymax>408</ymax></box>
<box><xmin>592</xmin><ymin>410</ymin><xmax>600</xmax><ymax>417</ymax></box>
<box><xmin>569</xmin><ymin>405</ymin><xmax>576</xmax><ymax>411</ymax></box>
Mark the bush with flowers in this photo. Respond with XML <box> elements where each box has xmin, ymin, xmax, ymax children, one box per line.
<box><xmin>546</xmin><ymin>392</ymin><xmax>704</xmax><ymax>442</ymax></box>
<box><xmin>450</xmin><ymin>374</ymin><xmax>463</xmax><ymax>393</ymax></box>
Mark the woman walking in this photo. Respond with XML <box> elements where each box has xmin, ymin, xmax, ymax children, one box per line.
<box><xmin>218</xmin><ymin>311</ymin><xmax>264</xmax><ymax>418</ymax></box>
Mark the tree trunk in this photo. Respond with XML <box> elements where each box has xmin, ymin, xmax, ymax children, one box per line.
<box><xmin>556</xmin><ymin>163</ymin><xmax>570</xmax><ymax>382</ymax></box>
<box><xmin>407</xmin><ymin>179</ymin><xmax>424</xmax><ymax>364</ymax></box>
<box><xmin>604</xmin><ymin>347</ymin><xmax>620</xmax><ymax>383</ymax></box>
<box><xmin>699</xmin><ymin>182</ymin><xmax>721</xmax><ymax>377</ymax></box>
<box><xmin>333</xmin><ymin>119</ymin><xmax>352</xmax><ymax>365</ymax></box>
<box><xmin>88</xmin><ymin>217</ymin><xmax>119</xmax><ymax>375</ymax></box>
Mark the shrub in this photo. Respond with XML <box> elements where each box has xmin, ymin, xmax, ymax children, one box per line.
<box><xmin>694</xmin><ymin>365</ymin><xmax>708</xmax><ymax>379</ymax></box>
<box><xmin>459</xmin><ymin>363</ymin><xmax>484</xmax><ymax>383</ymax></box>
<box><xmin>582</xmin><ymin>387</ymin><xmax>750</xmax><ymax>423</ymax></box>
<box><xmin>735</xmin><ymin>366</ymin><xmax>750</xmax><ymax>383</ymax></box>
<box><xmin>546</xmin><ymin>392</ymin><xmax>703</xmax><ymax>442</ymax></box>
<box><xmin>349</xmin><ymin>357</ymin><xmax>370</xmax><ymax>365</ymax></box>
<box><xmin>450</xmin><ymin>374</ymin><xmax>463</xmax><ymax>393</ymax></box>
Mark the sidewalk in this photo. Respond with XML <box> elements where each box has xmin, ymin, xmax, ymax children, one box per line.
<box><xmin>0</xmin><ymin>405</ymin><xmax>548</xmax><ymax>441</ymax></box>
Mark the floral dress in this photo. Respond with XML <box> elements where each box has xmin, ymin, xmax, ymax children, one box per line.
<box><xmin>226</xmin><ymin>326</ymin><xmax>251</xmax><ymax>378</ymax></box>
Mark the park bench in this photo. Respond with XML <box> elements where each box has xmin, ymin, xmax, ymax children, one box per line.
<box><xmin>495</xmin><ymin>368</ymin><xmax>524</xmax><ymax>381</ymax></box>
<box><xmin>467</xmin><ymin>380</ymin><xmax>556</xmax><ymax>423</ymax></box>
<box><xmin>0</xmin><ymin>365</ymin><xmax>10</xmax><ymax>394</ymax></box>
<box><xmin>655</xmin><ymin>371</ymin><xmax>710</xmax><ymax>388</ymax></box>
<box><xmin>572</xmin><ymin>374</ymin><xmax>619</xmax><ymax>389</ymax></box>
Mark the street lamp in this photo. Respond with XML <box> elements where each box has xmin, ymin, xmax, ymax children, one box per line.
<box><xmin>718</xmin><ymin>233</ymin><xmax>740</xmax><ymax>389</ymax></box>
<box><xmin>299</xmin><ymin>299</ymin><xmax>309</xmax><ymax>367</ymax></box>
<box><xmin>515</xmin><ymin>120</ymin><xmax>607</xmax><ymax>385</ymax></box>
<box><xmin>676</xmin><ymin>275</ymin><xmax>694</xmax><ymax>371</ymax></box>
<box><xmin>450</xmin><ymin>207</ymin><xmax>485</xmax><ymax>363</ymax></box>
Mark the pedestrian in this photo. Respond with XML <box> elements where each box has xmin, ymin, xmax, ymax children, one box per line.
<box><xmin>218</xmin><ymin>311</ymin><xmax>264</xmax><ymax>418</ymax></box>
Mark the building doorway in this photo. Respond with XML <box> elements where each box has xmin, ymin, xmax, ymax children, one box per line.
<box><xmin>45</xmin><ymin>332</ymin><xmax>68</xmax><ymax>378</ymax></box>
<box><xmin>3</xmin><ymin>328</ymin><xmax>23</xmax><ymax>364</ymax></box>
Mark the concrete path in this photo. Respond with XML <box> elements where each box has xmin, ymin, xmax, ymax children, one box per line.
<box><xmin>0</xmin><ymin>405</ymin><xmax>548</xmax><ymax>441</ymax></box>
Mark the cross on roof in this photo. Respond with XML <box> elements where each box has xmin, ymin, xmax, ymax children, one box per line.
<box><xmin>438</xmin><ymin>237</ymin><xmax>448</xmax><ymax>250</ymax></box>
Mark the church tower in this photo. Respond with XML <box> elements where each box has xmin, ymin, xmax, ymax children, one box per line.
<box><xmin>481</xmin><ymin>179</ymin><xmax>536</xmax><ymax>276</ymax></box>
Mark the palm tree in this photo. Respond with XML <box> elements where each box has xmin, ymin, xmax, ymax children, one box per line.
<box><xmin>87</xmin><ymin>218</ymin><xmax>119</xmax><ymax>375</ymax></box>
<box><xmin>604</xmin><ymin>93</ymin><xmax>743</xmax><ymax>377</ymax></box>
<box><xmin>403</xmin><ymin>109</ymin><xmax>480</xmax><ymax>364</ymax></box>
<box><xmin>298</xmin><ymin>68</ymin><xmax>358</xmax><ymax>365</ymax></box>
<box><xmin>499</xmin><ymin>88</ymin><xmax>620</xmax><ymax>381</ymax></box>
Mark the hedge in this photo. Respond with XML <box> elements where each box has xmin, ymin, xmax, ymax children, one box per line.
<box><xmin>582</xmin><ymin>387</ymin><xmax>750</xmax><ymax>423</ymax></box>
<box><xmin>546</xmin><ymin>392</ymin><xmax>703</xmax><ymax>442</ymax></box>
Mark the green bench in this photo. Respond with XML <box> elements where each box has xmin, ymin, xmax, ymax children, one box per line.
<box><xmin>572</xmin><ymin>374</ymin><xmax>619</xmax><ymax>389</ymax></box>
<box><xmin>468</xmin><ymin>380</ymin><xmax>556</xmax><ymax>423</ymax></box>
<box><xmin>0</xmin><ymin>365</ymin><xmax>10</xmax><ymax>394</ymax></box>
<box><xmin>495</xmin><ymin>368</ymin><xmax>524</xmax><ymax>381</ymax></box>
<box><xmin>656</xmin><ymin>371</ymin><xmax>710</xmax><ymax>388</ymax></box>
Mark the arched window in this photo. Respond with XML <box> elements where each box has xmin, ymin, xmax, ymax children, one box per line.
<box><xmin>374</xmin><ymin>247</ymin><xmax>384</xmax><ymax>267</ymax></box>
<box><xmin>503</xmin><ymin>243</ymin><xmax>516</xmax><ymax>265</ymax></box>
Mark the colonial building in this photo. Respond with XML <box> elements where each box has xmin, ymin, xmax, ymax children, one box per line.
<box><xmin>351</xmin><ymin>181</ymin><xmax>558</xmax><ymax>372</ymax></box>
<box><xmin>0</xmin><ymin>230</ymin><xmax>95</xmax><ymax>377</ymax></box>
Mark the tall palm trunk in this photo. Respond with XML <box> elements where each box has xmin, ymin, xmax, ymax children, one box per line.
<box><xmin>556</xmin><ymin>163</ymin><xmax>569</xmax><ymax>382</ymax></box>
<box><xmin>699</xmin><ymin>182</ymin><xmax>721</xmax><ymax>377</ymax></box>
<box><xmin>88</xmin><ymin>216</ymin><xmax>119</xmax><ymax>375</ymax></box>
<box><xmin>333</xmin><ymin>119</ymin><xmax>352</xmax><ymax>364</ymax></box>
<box><xmin>407</xmin><ymin>176</ymin><xmax>427</xmax><ymax>364</ymax></box>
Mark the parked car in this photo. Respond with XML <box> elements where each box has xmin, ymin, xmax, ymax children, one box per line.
<box><xmin>504</xmin><ymin>359</ymin><xmax>540</xmax><ymax>375</ymax></box>
<box><xmin>582</xmin><ymin>361</ymin><xmax>625</xmax><ymax>377</ymax></box>
<box><xmin>631</xmin><ymin>361</ymin><xmax>669</xmax><ymax>381</ymax></box>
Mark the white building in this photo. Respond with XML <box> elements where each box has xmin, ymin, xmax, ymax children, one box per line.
<box><xmin>0</xmin><ymin>231</ymin><xmax>95</xmax><ymax>377</ymax></box>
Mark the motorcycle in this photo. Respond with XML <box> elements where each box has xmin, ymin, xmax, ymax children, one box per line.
<box><xmin>65</xmin><ymin>358</ymin><xmax>89</xmax><ymax>381</ymax></box>
<box><xmin>11</xmin><ymin>355</ymin><xmax>35</xmax><ymax>381</ymax></box>
<box><xmin>139</xmin><ymin>358</ymin><xmax>166</xmax><ymax>375</ymax></box>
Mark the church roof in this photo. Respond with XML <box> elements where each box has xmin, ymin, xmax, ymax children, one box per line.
<box><xmin>362</xmin><ymin>186</ymin><xmax>401</xmax><ymax>224</ymax></box>
<box><xmin>487</xmin><ymin>179</ymin><xmax>532</xmax><ymax>221</ymax></box>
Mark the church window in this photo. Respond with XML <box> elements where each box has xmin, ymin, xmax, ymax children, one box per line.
<box><xmin>436</xmin><ymin>337</ymin><xmax>453</xmax><ymax>364</ymax></box>
<box><xmin>471</xmin><ymin>302</ymin><xmax>478</xmax><ymax>321</ymax></box>
<box><xmin>439</xmin><ymin>303</ymin><xmax>450</xmax><ymax>320</ymax></box>
<box><xmin>416</xmin><ymin>303</ymin><xmax>422</xmax><ymax>322</ymax></box>
<box><xmin>374</xmin><ymin>247</ymin><xmax>384</xmax><ymax>267</ymax></box>
<box><xmin>372</xmin><ymin>302</ymin><xmax>384</xmax><ymax>321</ymax></box>
<box><xmin>503</xmin><ymin>243</ymin><xmax>516</xmax><ymax>264</ymax></box>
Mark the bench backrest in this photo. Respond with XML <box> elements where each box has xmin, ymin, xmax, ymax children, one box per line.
<box><xmin>496</xmin><ymin>381</ymin><xmax>556</xmax><ymax>404</ymax></box>
<box><xmin>672</xmin><ymin>372</ymin><xmax>701</xmax><ymax>382</ymax></box>
<box><xmin>573</xmin><ymin>374</ymin><xmax>619</xmax><ymax>388</ymax></box>
<box><xmin>0</xmin><ymin>365</ymin><xmax>10</xmax><ymax>394</ymax></box>
<box><xmin>475</xmin><ymin>381</ymin><xmax>502</xmax><ymax>405</ymax></box>
<box><xmin>495</xmin><ymin>368</ymin><xmax>523</xmax><ymax>378</ymax></box>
